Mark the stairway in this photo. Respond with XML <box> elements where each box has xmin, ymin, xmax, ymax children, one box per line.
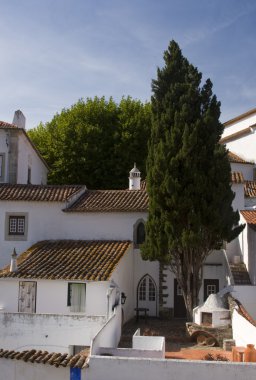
<box><xmin>229</xmin><ymin>263</ymin><xmax>251</xmax><ymax>285</ymax></box>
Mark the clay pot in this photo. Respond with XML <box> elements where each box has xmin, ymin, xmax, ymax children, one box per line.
<box><xmin>244</xmin><ymin>344</ymin><xmax>256</xmax><ymax>362</ymax></box>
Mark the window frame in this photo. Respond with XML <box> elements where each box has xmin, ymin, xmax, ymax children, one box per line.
<box><xmin>5</xmin><ymin>212</ymin><xmax>28</xmax><ymax>241</ymax></box>
<box><xmin>67</xmin><ymin>282</ymin><xmax>86</xmax><ymax>312</ymax></box>
<box><xmin>133</xmin><ymin>218</ymin><xmax>146</xmax><ymax>248</ymax></box>
<box><xmin>0</xmin><ymin>153</ymin><xmax>5</xmax><ymax>182</ymax></box>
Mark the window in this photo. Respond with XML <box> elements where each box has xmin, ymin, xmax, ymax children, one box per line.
<box><xmin>5</xmin><ymin>213</ymin><xmax>28</xmax><ymax>241</ymax></box>
<box><xmin>148</xmin><ymin>278</ymin><xmax>156</xmax><ymax>301</ymax></box>
<box><xmin>9</xmin><ymin>216</ymin><xmax>25</xmax><ymax>235</ymax></box>
<box><xmin>0</xmin><ymin>153</ymin><xmax>5</xmax><ymax>181</ymax></box>
<box><xmin>27</xmin><ymin>166</ymin><xmax>31</xmax><ymax>184</ymax></box>
<box><xmin>67</xmin><ymin>283</ymin><xmax>86</xmax><ymax>312</ymax></box>
<box><xmin>139</xmin><ymin>277</ymin><xmax>146</xmax><ymax>301</ymax></box>
<box><xmin>207</xmin><ymin>284</ymin><xmax>217</xmax><ymax>297</ymax></box>
<box><xmin>133</xmin><ymin>219</ymin><xmax>146</xmax><ymax>247</ymax></box>
<box><xmin>204</xmin><ymin>279</ymin><xmax>219</xmax><ymax>301</ymax></box>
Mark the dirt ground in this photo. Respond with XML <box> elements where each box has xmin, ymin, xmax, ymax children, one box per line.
<box><xmin>119</xmin><ymin>317</ymin><xmax>232</xmax><ymax>361</ymax></box>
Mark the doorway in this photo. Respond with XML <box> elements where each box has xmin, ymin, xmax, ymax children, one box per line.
<box><xmin>18</xmin><ymin>281</ymin><xmax>37</xmax><ymax>313</ymax></box>
<box><xmin>173</xmin><ymin>279</ymin><xmax>186</xmax><ymax>318</ymax></box>
<box><xmin>137</xmin><ymin>274</ymin><xmax>157</xmax><ymax>316</ymax></box>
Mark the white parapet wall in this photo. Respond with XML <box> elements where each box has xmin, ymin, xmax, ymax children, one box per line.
<box><xmin>0</xmin><ymin>312</ymin><xmax>106</xmax><ymax>352</ymax></box>
<box><xmin>232</xmin><ymin>286</ymin><xmax>256</xmax><ymax>319</ymax></box>
<box><xmin>86</xmin><ymin>356</ymin><xmax>256</xmax><ymax>380</ymax></box>
<box><xmin>232</xmin><ymin>309</ymin><xmax>256</xmax><ymax>346</ymax></box>
<box><xmin>90</xmin><ymin>305</ymin><xmax>122</xmax><ymax>355</ymax></box>
<box><xmin>0</xmin><ymin>359</ymin><xmax>71</xmax><ymax>380</ymax></box>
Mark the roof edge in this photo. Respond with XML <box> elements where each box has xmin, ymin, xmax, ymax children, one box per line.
<box><xmin>224</xmin><ymin>107</ymin><xmax>256</xmax><ymax>127</ymax></box>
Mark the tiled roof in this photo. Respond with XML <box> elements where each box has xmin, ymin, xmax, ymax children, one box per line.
<box><xmin>229</xmin><ymin>263</ymin><xmax>251</xmax><ymax>285</ymax></box>
<box><xmin>66</xmin><ymin>190</ymin><xmax>148</xmax><ymax>212</ymax></box>
<box><xmin>0</xmin><ymin>348</ymin><xmax>88</xmax><ymax>368</ymax></box>
<box><xmin>0</xmin><ymin>240</ymin><xmax>131</xmax><ymax>280</ymax></box>
<box><xmin>240</xmin><ymin>210</ymin><xmax>256</xmax><ymax>224</ymax></box>
<box><xmin>140</xmin><ymin>180</ymin><xmax>147</xmax><ymax>191</ymax></box>
<box><xmin>244</xmin><ymin>181</ymin><xmax>256</xmax><ymax>198</ymax></box>
<box><xmin>228</xmin><ymin>151</ymin><xmax>253</xmax><ymax>164</ymax></box>
<box><xmin>0</xmin><ymin>121</ymin><xmax>20</xmax><ymax>129</ymax></box>
<box><xmin>0</xmin><ymin>184</ymin><xmax>84</xmax><ymax>202</ymax></box>
<box><xmin>231</xmin><ymin>172</ymin><xmax>244</xmax><ymax>184</ymax></box>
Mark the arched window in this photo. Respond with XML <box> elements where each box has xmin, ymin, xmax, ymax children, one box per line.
<box><xmin>137</xmin><ymin>274</ymin><xmax>157</xmax><ymax>316</ymax></box>
<box><xmin>137</xmin><ymin>222</ymin><xmax>145</xmax><ymax>245</ymax></box>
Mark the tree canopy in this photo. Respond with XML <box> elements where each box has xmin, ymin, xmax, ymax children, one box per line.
<box><xmin>28</xmin><ymin>97</ymin><xmax>151</xmax><ymax>189</ymax></box>
<box><xmin>141</xmin><ymin>40</ymin><xmax>244</xmax><ymax>319</ymax></box>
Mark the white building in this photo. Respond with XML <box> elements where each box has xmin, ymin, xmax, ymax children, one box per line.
<box><xmin>0</xmin><ymin>109</ymin><xmax>256</xmax><ymax>379</ymax></box>
<box><xmin>0</xmin><ymin>110</ymin><xmax>48</xmax><ymax>185</ymax></box>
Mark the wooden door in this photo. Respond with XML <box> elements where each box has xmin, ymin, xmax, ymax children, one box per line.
<box><xmin>18</xmin><ymin>281</ymin><xmax>37</xmax><ymax>313</ymax></box>
<box><xmin>137</xmin><ymin>275</ymin><xmax>157</xmax><ymax>316</ymax></box>
<box><xmin>173</xmin><ymin>279</ymin><xmax>186</xmax><ymax>318</ymax></box>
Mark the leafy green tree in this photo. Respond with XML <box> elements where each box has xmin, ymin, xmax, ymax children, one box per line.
<box><xmin>141</xmin><ymin>40</ymin><xmax>244</xmax><ymax>319</ymax></box>
<box><xmin>28</xmin><ymin>97</ymin><xmax>151</xmax><ymax>188</ymax></box>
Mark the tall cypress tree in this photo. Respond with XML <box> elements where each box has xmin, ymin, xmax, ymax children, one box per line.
<box><xmin>141</xmin><ymin>40</ymin><xmax>244</xmax><ymax>319</ymax></box>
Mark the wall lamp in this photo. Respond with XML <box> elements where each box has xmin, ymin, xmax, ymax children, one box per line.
<box><xmin>121</xmin><ymin>292</ymin><xmax>127</xmax><ymax>305</ymax></box>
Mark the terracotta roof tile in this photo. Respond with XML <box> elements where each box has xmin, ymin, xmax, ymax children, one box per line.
<box><xmin>240</xmin><ymin>210</ymin><xmax>256</xmax><ymax>224</ymax></box>
<box><xmin>244</xmin><ymin>181</ymin><xmax>256</xmax><ymax>198</ymax></box>
<box><xmin>0</xmin><ymin>348</ymin><xmax>88</xmax><ymax>368</ymax></box>
<box><xmin>0</xmin><ymin>240</ymin><xmax>131</xmax><ymax>280</ymax></box>
<box><xmin>0</xmin><ymin>121</ymin><xmax>20</xmax><ymax>129</ymax></box>
<box><xmin>231</xmin><ymin>172</ymin><xmax>244</xmax><ymax>184</ymax></box>
<box><xmin>66</xmin><ymin>189</ymin><xmax>148</xmax><ymax>212</ymax></box>
<box><xmin>0</xmin><ymin>184</ymin><xmax>84</xmax><ymax>202</ymax></box>
<box><xmin>140</xmin><ymin>180</ymin><xmax>147</xmax><ymax>191</ymax></box>
<box><xmin>228</xmin><ymin>151</ymin><xmax>254</xmax><ymax>164</ymax></box>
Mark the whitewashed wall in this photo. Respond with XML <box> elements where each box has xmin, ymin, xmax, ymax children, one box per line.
<box><xmin>0</xmin><ymin>312</ymin><xmax>106</xmax><ymax>352</ymax></box>
<box><xmin>0</xmin><ymin>278</ymin><xmax>111</xmax><ymax>316</ymax></box>
<box><xmin>164</xmin><ymin>250</ymin><xmax>228</xmax><ymax>310</ymax></box>
<box><xmin>230</xmin><ymin>162</ymin><xmax>254</xmax><ymax>181</ymax></box>
<box><xmin>0</xmin><ymin>130</ymin><xmax>9</xmax><ymax>183</ymax></box>
<box><xmin>133</xmin><ymin>249</ymin><xmax>159</xmax><ymax>315</ymax></box>
<box><xmin>91</xmin><ymin>305</ymin><xmax>122</xmax><ymax>355</ymax></box>
<box><xmin>226</xmin><ymin>135</ymin><xmax>256</xmax><ymax>165</ymax></box>
<box><xmin>111</xmin><ymin>246</ymin><xmax>134</xmax><ymax>322</ymax></box>
<box><xmin>86</xmin><ymin>356</ymin><xmax>256</xmax><ymax>380</ymax></box>
<box><xmin>232</xmin><ymin>309</ymin><xmax>256</xmax><ymax>346</ymax></box>
<box><xmin>232</xmin><ymin>285</ymin><xmax>256</xmax><ymax>319</ymax></box>
<box><xmin>17</xmin><ymin>133</ymin><xmax>48</xmax><ymax>185</ymax></box>
<box><xmin>0</xmin><ymin>199</ymin><xmax>147</xmax><ymax>268</ymax></box>
<box><xmin>223</xmin><ymin>112</ymin><xmax>256</xmax><ymax>164</ymax></box>
<box><xmin>0</xmin><ymin>360</ymin><xmax>74</xmax><ymax>380</ymax></box>
<box><xmin>231</xmin><ymin>183</ymin><xmax>244</xmax><ymax>211</ymax></box>
<box><xmin>223</xmin><ymin>113</ymin><xmax>256</xmax><ymax>139</ymax></box>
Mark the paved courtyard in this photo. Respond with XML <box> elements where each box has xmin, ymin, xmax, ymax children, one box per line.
<box><xmin>119</xmin><ymin>317</ymin><xmax>232</xmax><ymax>361</ymax></box>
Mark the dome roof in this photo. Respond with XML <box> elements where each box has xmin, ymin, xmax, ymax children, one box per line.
<box><xmin>130</xmin><ymin>163</ymin><xmax>140</xmax><ymax>174</ymax></box>
<box><xmin>200</xmin><ymin>294</ymin><xmax>228</xmax><ymax>311</ymax></box>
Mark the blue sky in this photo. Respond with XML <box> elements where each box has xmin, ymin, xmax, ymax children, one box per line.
<box><xmin>1</xmin><ymin>0</ymin><xmax>256</xmax><ymax>129</ymax></box>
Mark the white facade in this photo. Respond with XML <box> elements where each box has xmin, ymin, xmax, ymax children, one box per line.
<box><xmin>222</xmin><ymin>108</ymin><xmax>256</xmax><ymax>163</ymax></box>
<box><xmin>0</xmin><ymin>123</ymin><xmax>48</xmax><ymax>185</ymax></box>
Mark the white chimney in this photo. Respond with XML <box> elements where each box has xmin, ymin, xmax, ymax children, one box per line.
<box><xmin>10</xmin><ymin>248</ymin><xmax>18</xmax><ymax>272</ymax></box>
<box><xmin>12</xmin><ymin>110</ymin><xmax>26</xmax><ymax>129</ymax></box>
<box><xmin>129</xmin><ymin>163</ymin><xmax>141</xmax><ymax>190</ymax></box>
